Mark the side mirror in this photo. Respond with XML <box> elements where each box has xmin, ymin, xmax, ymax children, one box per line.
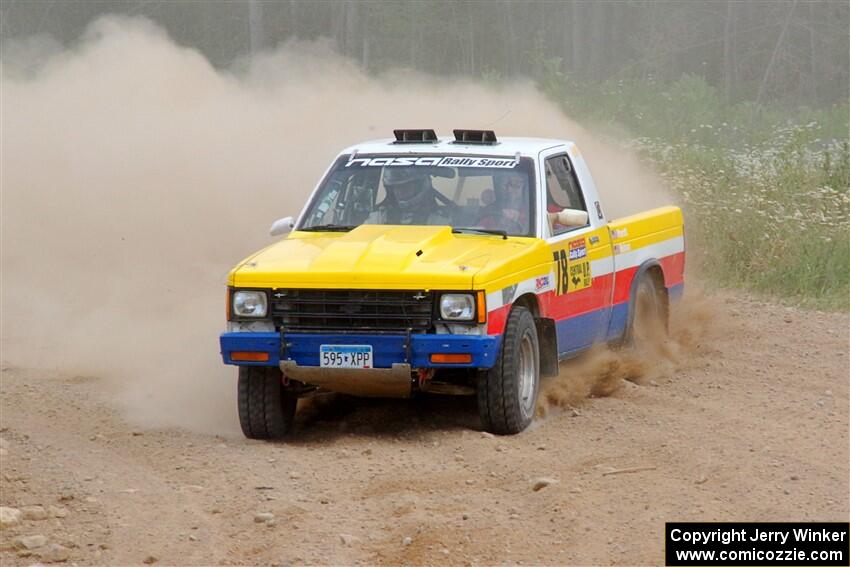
<box><xmin>548</xmin><ymin>208</ymin><xmax>589</xmax><ymax>230</ymax></box>
<box><xmin>269</xmin><ymin>216</ymin><xmax>295</xmax><ymax>237</ymax></box>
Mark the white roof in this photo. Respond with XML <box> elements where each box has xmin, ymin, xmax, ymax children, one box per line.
<box><xmin>339</xmin><ymin>136</ymin><xmax>571</xmax><ymax>157</ymax></box>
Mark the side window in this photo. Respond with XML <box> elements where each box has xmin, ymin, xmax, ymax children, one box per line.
<box><xmin>545</xmin><ymin>154</ymin><xmax>587</xmax><ymax>235</ymax></box>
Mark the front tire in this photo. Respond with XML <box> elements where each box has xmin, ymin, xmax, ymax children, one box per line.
<box><xmin>238</xmin><ymin>366</ymin><xmax>297</xmax><ymax>439</ymax></box>
<box><xmin>477</xmin><ymin>306</ymin><xmax>540</xmax><ymax>435</ymax></box>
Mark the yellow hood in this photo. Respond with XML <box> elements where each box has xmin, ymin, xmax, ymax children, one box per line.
<box><xmin>229</xmin><ymin>225</ymin><xmax>548</xmax><ymax>290</ymax></box>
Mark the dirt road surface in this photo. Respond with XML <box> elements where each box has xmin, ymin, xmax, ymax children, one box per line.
<box><xmin>1</xmin><ymin>292</ymin><xmax>847</xmax><ymax>566</ymax></box>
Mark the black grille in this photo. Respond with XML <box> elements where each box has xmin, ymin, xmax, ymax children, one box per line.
<box><xmin>270</xmin><ymin>289</ymin><xmax>433</xmax><ymax>333</ymax></box>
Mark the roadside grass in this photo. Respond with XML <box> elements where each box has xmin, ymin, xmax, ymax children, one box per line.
<box><xmin>535</xmin><ymin>67</ymin><xmax>850</xmax><ymax>310</ymax></box>
<box><xmin>634</xmin><ymin>130</ymin><xmax>850</xmax><ymax>310</ymax></box>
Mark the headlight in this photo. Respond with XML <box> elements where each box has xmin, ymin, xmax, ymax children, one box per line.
<box><xmin>232</xmin><ymin>290</ymin><xmax>268</xmax><ymax>318</ymax></box>
<box><xmin>439</xmin><ymin>293</ymin><xmax>475</xmax><ymax>321</ymax></box>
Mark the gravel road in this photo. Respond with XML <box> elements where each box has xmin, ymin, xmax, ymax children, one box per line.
<box><xmin>1</xmin><ymin>292</ymin><xmax>847</xmax><ymax>566</ymax></box>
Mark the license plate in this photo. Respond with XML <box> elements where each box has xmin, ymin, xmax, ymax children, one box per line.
<box><xmin>319</xmin><ymin>345</ymin><xmax>373</xmax><ymax>369</ymax></box>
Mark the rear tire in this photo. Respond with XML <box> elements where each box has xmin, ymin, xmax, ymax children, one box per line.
<box><xmin>237</xmin><ymin>366</ymin><xmax>297</xmax><ymax>439</ymax></box>
<box><xmin>626</xmin><ymin>274</ymin><xmax>668</xmax><ymax>348</ymax></box>
<box><xmin>477</xmin><ymin>306</ymin><xmax>540</xmax><ymax>435</ymax></box>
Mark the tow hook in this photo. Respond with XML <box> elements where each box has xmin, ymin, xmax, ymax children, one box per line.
<box><xmin>417</xmin><ymin>369</ymin><xmax>435</xmax><ymax>389</ymax></box>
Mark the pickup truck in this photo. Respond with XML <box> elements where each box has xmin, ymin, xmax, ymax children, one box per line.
<box><xmin>220</xmin><ymin>129</ymin><xmax>685</xmax><ymax>439</ymax></box>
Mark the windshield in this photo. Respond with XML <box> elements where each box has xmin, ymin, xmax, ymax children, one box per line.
<box><xmin>299</xmin><ymin>154</ymin><xmax>536</xmax><ymax>236</ymax></box>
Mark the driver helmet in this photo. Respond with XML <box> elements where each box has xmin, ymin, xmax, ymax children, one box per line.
<box><xmin>382</xmin><ymin>166</ymin><xmax>432</xmax><ymax>211</ymax></box>
<box><xmin>494</xmin><ymin>171</ymin><xmax>527</xmax><ymax>207</ymax></box>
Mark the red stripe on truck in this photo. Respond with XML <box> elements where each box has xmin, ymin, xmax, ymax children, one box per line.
<box><xmin>486</xmin><ymin>251</ymin><xmax>686</xmax><ymax>336</ymax></box>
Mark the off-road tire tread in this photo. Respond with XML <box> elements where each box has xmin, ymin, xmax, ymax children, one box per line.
<box><xmin>237</xmin><ymin>366</ymin><xmax>296</xmax><ymax>439</ymax></box>
<box><xmin>477</xmin><ymin>306</ymin><xmax>538</xmax><ymax>435</ymax></box>
<box><xmin>625</xmin><ymin>274</ymin><xmax>667</xmax><ymax>347</ymax></box>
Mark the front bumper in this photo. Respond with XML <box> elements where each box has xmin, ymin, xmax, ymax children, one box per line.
<box><xmin>219</xmin><ymin>331</ymin><xmax>501</xmax><ymax>369</ymax></box>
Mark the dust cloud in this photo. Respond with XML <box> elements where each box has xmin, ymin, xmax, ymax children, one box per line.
<box><xmin>538</xmin><ymin>285</ymin><xmax>721</xmax><ymax>415</ymax></box>
<box><xmin>1</xmin><ymin>16</ymin><xmax>674</xmax><ymax>435</ymax></box>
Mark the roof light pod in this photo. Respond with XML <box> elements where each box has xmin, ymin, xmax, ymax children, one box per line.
<box><xmin>452</xmin><ymin>129</ymin><xmax>498</xmax><ymax>145</ymax></box>
<box><xmin>393</xmin><ymin>129</ymin><xmax>439</xmax><ymax>144</ymax></box>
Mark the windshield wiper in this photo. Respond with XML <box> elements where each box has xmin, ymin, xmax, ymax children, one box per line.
<box><xmin>452</xmin><ymin>227</ymin><xmax>508</xmax><ymax>239</ymax></box>
<box><xmin>299</xmin><ymin>224</ymin><xmax>358</xmax><ymax>232</ymax></box>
